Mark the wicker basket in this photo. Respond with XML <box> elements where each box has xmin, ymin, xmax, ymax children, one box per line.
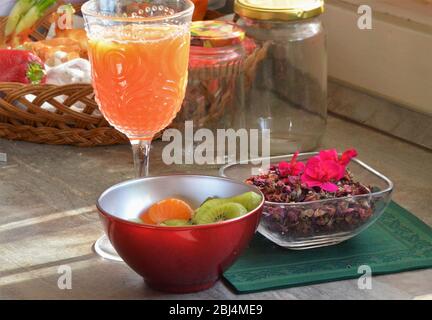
<box><xmin>0</xmin><ymin>81</ymin><xmax>128</xmax><ymax>146</ymax></box>
<box><xmin>0</xmin><ymin>4</ymin><xmax>268</xmax><ymax>147</ymax></box>
<box><xmin>0</xmin><ymin>3</ymin><xmax>129</xmax><ymax>147</ymax></box>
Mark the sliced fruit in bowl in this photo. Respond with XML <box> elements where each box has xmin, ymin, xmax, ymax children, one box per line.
<box><xmin>142</xmin><ymin>198</ymin><xmax>193</xmax><ymax>225</ymax></box>
<box><xmin>160</xmin><ymin>219</ymin><xmax>191</xmax><ymax>227</ymax></box>
<box><xmin>133</xmin><ymin>191</ymin><xmax>262</xmax><ymax>226</ymax></box>
<box><xmin>193</xmin><ymin>202</ymin><xmax>247</xmax><ymax>224</ymax></box>
<box><xmin>96</xmin><ymin>175</ymin><xmax>264</xmax><ymax>293</ymax></box>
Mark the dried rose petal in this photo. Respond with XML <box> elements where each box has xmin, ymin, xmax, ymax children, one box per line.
<box><xmin>247</xmin><ymin>152</ymin><xmax>376</xmax><ymax>238</ymax></box>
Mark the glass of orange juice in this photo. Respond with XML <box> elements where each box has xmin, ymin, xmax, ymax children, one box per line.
<box><xmin>82</xmin><ymin>0</ymin><xmax>194</xmax><ymax>261</ymax></box>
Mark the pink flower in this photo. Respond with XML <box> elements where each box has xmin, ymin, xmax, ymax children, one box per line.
<box><xmin>278</xmin><ymin>151</ymin><xmax>305</xmax><ymax>177</ymax></box>
<box><xmin>301</xmin><ymin>148</ymin><xmax>358</xmax><ymax>192</ymax></box>
<box><xmin>340</xmin><ymin>149</ymin><xmax>358</xmax><ymax>166</ymax></box>
<box><xmin>319</xmin><ymin>148</ymin><xmax>358</xmax><ymax>167</ymax></box>
<box><xmin>318</xmin><ymin>149</ymin><xmax>339</xmax><ymax>162</ymax></box>
<box><xmin>318</xmin><ymin>148</ymin><xmax>358</xmax><ymax>179</ymax></box>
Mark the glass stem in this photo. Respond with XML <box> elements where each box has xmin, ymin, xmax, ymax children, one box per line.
<box><xmin>131</xmin><ymin>139</ymin><xmax>151</xmax><ymax>177</ymax></box>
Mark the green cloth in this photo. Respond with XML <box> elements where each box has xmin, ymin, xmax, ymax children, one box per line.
<box><xmin>223</xmin><ymin>202</ymin><xmax>432</xmax><ymax>293</ymax></box>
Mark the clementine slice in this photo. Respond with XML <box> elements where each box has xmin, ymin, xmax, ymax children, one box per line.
<box><xmin>147</xmin><ymin>198</ymin><xmax>193</xmax><ymax>224</ymax></box>
<box><xmin>139</xmin><ymin>212</ymin><xmax>157</xmax><ymax>225</ymax></box>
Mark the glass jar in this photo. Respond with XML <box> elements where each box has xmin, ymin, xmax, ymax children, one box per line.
<box><xmin>234</xmin><ymin>0</ymin><xmax>327</xmax><ymax>155</ymax></box>
<box><xmin>174</xmin><ymin>20</ymin><xmax>246</xmax><ymax>138</ymax></box>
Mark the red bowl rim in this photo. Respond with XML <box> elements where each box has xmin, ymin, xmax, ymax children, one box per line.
<box><xmin>96</xmin><ymin>174</ymin><xmax>265</xmax><ymax>231</ymax></box>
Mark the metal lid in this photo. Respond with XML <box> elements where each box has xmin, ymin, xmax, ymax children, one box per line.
<box><xmin>234</xmin><ymin>0</ymin><xmax>324</xmax><ymax>21</ymax></box>
<box><xmin>190</xmin><ymin>20</ymin><xmax>245</xmax><ymax>48</ymax></box>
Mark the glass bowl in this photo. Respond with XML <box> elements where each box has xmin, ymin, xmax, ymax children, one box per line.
<box><xmin>219</xmin><ymin>153</ymin><xmax>393</xmax><ymax>249</ymax></box>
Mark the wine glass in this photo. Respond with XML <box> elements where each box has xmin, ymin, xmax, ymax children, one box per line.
<box><xmin>82</xmin><ymin>0</ymin><xmax>194</xmax><ymax>261</ymax></box>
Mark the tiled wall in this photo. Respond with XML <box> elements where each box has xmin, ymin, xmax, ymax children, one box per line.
<box><xmin>328</xmin><ymin>80</ymin><xmax>432</xmax><ymax>150</ymax></box>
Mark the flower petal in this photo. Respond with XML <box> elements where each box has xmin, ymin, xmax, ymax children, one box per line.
<box><xmin>322</xmin><ymin>160</ymin><xmax>343</xmax><ymax>180</ymax></box>
<box><xmin>321</xmin><ymin>182</ymin><xmax>339</xmax><ymax>193</ymax></box>
<box><xmin>319</xmin><ymin>149</ymin><xmax>339</xmax><ymax>162</ymax></box>
<box><xmin>340</xmin><ymin>148</ymin><xmax>358</xmax><ymax>165</ymax></box>
<box><xmin>291</xmin><ymin>162</ymin><xmax>305</xmax><ymax>176</ymax></box>
<box><xmin>291</xmin><ymin>151</ymin><xmax>300</xmax><ymax>164</ymax></box>
<box><xmin>278</xmin><ymin>161</ymin><xmax>290</xmax><ymax>177</ymax></box>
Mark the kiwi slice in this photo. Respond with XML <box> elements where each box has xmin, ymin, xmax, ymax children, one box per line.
<box><xmin>193</xmin><ymin>202</ymin><xmax>247</xmax><ymax>225</ymax></box>
<box><xmin>194</xmin><ymin>198</ymin><xmax>226</xmax><ymax>219</ymax></box>
<box><xmin>196</xmin><ymin>192</ymin><xmax>261</xmax><ymax>214</ymax></box>
<box><xmin>197</xmin><ymin>197</ymin><xmax>226</xmax><ymax>212</ymax></box>
<box><xmin>227</xmin><ymin>191</ymin><xmax>262</xmax><ymax>211</ymax></box>
<box><xmin>160</xmin><ymin>219</ymin><xmax>191</xmax><ymax>227</ymax></box>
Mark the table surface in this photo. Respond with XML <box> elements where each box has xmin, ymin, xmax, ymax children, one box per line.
<box><xmin>0</xmin><ymin>116</ymin><xmax>431</xmax><ymax>300</ymax></box>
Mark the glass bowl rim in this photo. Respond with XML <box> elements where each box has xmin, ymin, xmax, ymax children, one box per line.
<box><xmin>219</xmin><ymin>152</ymin><xmax>394</xmax><ymax>206</ymax></box>
<box><xmin>81</xmin><ymin>0</ymin><xmax>195</xmax><ymax>23</ymax></box>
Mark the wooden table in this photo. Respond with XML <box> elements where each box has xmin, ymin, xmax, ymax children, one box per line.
<box><xmin>0</xmin><ymin>116</ymin><xmax>431</xmax><ymax>299</ymax></box>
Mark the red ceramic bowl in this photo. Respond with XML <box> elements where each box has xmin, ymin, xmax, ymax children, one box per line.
<box><xmin>96</xmin><ymin>175</ymin><xmax>264</xmax><ymax>293</ymax></box>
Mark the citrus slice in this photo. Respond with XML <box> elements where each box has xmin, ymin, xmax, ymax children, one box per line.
<box><xmin>147</xmin><ymin>198</ymin><xmax>193</xmax><ymax>225</ymax></box>
<box><xmin>139</xmin><ymin>212</ymin><xmax>157</xmax><ymax>225</ymax></box>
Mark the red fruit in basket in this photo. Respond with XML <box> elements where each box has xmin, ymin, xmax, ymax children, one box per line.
<box><xmin>191</xmin><ymin>0</ymin><xmax>208</xmax><ymax>21</ymax></box>
<box><xmin>0</xmin><ymin>49</ymin><xmax>46</xmax><ymax>84</ymax></box>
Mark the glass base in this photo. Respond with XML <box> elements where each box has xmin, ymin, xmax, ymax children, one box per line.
<box><xmin>258</xmin><ymin>226</ymin><xmax>355</xmax><ymax>250</ymax></box>
<box><xmin>94</xmin><ymin>234</ymin><xmax>123</xmax><ymax>262</ymax></box>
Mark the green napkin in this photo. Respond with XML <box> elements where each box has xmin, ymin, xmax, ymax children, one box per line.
<box><xmin>223</xmin><ymin>202</ymin><xmax>432</xmax><ymax>293</ymax></box>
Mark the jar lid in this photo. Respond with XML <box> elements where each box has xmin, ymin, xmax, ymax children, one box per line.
<box><xmin>234</xmin><ymin>0</ymin><xmax>324</xmax><ymax>21</ymax></box>
<box><xmin>190</xmin><ymin>20</ymin><xmax>245</xmax><ymax>48</ymax></box>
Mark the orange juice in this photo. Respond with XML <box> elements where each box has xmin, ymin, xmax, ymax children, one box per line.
<box><xmin>88</xmin><ymin>25</ymin><xmax>190</xmax><ymax>139</ymax></box>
